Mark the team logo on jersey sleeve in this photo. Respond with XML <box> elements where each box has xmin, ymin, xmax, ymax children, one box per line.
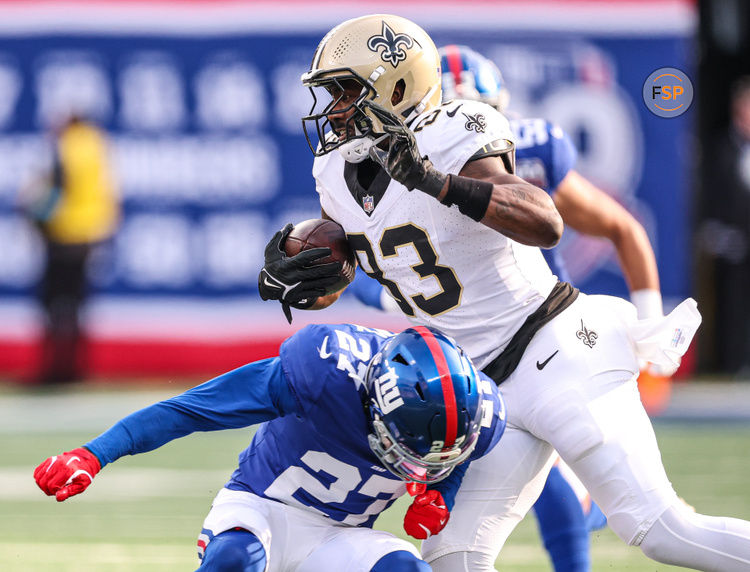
<box><xmin>576</xmin><ymin>320</ymin><xmax>598</xmax><ymax>348</ymax></box>
<box><xmin>367</xmin><ymin>22</ymin><xmax>414</xmax><ymax>68</ymax></box>
<box><xmin>462</xmin><ymin>112</ymin><xmax>487</xmax><ymax>133</ymax></box>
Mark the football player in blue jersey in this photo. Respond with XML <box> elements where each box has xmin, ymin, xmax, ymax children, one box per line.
<box><xmin>438</xmin><ymin>44</ymin><xmax>662</xmax><ymax>319</ymax></box>
<box><xmin>344</xmin><ymin>42</ymin><xmax>666</xmax><ymax>572</ymax></box>
<box><xmin>34</xmin><ymin>323</ymin><xmax>506</xmax><ymax>572</ymax></box>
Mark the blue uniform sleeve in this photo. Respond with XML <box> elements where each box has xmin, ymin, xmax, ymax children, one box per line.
<box><xmin>278</xmin><ymin>324</ymin><xmax>348</xmax><ymax>412</ymax></box>
<box><xmin>547</xmin><ymin>122</ymin><xmax>578</xmax><ymax>192</ymax></box>
<box><xmin>85</xmin><ymin>357</ymin><xmax>298</xmax><ymax>467</ymax></box>
<box><xmin>345</xmin><ymin>268</ymin><xmax>386</xmax><ymax>310</ymax></box>
<box><xmin>470</xmin><ymin>373</ymin><xmax>506</xmax><ymax>461</ymax></box>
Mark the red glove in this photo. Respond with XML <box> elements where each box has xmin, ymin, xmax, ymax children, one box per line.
<box><xmin>403</xmin><ymin>489</ymin><xmax>449</xmax><ymax>539</ymax></box>
<box><xmin>406</xmin><ymin>481</ymin><xmax>426</xmax><ymax>497</ymax></box>
<box><xmin>33</xmin><ymin>447</ymin><xmax>101</xmax><ymax>502</ymax></box>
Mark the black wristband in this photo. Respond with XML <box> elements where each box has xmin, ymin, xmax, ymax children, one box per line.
<box><xmin>416</xmin><ymin>165</ymin><xmax>448</xmax><ymax>198</ymax></box>
<box><xmin>440</xmin><ymin>175</ymin><xmax>493</xmax><ymax>221</ymax></box>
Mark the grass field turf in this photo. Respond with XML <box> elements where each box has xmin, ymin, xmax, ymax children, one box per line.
<box><xmin>2</xmin><ymin>389</ymin><xmax>750</xmax><ymax>571</ymax></box>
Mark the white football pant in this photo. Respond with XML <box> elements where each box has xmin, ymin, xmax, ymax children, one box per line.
<box><xmin>201</xmin><ymin>488</ymin><xmax>420</xmax><ymax>572</ymax></box>
<box><xmin>423</xmin><ymin>294</ymin><xmax>750</xmax><ymax>571</ymax></box>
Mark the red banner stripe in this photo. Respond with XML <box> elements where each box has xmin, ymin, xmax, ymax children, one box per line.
<box><xmin>413</xmin><ymin>326</ymin><xmax>457</xmax><ymax>448</ymax></box>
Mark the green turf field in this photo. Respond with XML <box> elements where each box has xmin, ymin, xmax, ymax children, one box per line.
<box><xmin>2</xmin><ymin>389</ymin><xmax>750</xmax><ymax>571</ymax></box>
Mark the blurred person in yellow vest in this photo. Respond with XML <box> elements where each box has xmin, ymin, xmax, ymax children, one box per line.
<box><xmin>21</xmin><ymin>115</ymin><xmax>119</xmax><ymax>384</ymax></box>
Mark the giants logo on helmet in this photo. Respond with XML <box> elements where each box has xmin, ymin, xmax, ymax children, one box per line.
<box><xmin>373</xmin><ymin>364</ymin><xmax>404</xmax><ymax>414</ymax></box>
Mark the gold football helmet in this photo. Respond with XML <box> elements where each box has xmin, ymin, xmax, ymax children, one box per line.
<box><xmin>301</xmin><ymin>14</ymin><xmax>442</xmax><ymax>162</ymax></box>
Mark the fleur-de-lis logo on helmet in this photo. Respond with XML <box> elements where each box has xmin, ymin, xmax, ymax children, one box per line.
<box><xmin>462</xmin><ymin>112</ymin><xmax>487</xmax><ymax>133</ymax></box>
<box><xmin>367</xmin><ymin>21</ymin><xmax>414</xmax><ymax>68</ymax></box>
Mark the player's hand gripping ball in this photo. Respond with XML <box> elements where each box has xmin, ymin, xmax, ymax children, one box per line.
<box><xmin>34</xmin><ymin>447</ymin><xmax>101</xmax><ymax>502</ymax></box>
<box><xmin>283</xmin><ymin>218</ymin><xmax>356</xmax><ymax>295</ymax></box>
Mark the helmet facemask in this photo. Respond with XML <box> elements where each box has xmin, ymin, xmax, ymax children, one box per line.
<box><xmin>301</xmin><ymin>70</ymin><xmax>380</xmax><ymax>162</ymax></box>
<box><xmin>368</xmin><ymin>414</ymin><xmax>479</xmax><ymax>484</ymax></box>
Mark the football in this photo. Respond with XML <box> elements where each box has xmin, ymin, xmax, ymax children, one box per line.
<box><xmin>284</xmin><ymin>218</ymin><xmax>357</xmax><ymax>295</ymax></box>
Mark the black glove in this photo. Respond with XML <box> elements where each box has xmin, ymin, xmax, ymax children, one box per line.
<box><xmin>258</xmin><ymin>224</ymin><xmax>343</xmax><ymax>323</ymax></box>
<box><xmin>365</xmin><ymin>102</ymin><xmax>447</xmax><ymax>197</ymax></box>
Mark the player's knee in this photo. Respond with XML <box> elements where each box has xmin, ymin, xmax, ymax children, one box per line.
<box><xmin>428</xmin><ymin>551</ymin><xmax>496</xmax><ymax>572</ymax></box>
<box><xmin>199</xmin><ymin>529</ymin><xmax>266</xmax><ymax>572</ymax></box>
<box><xmin>638</xmin><ymin>505</ymin><xmax>698</xmax><ymax>564</ymax></box>
<box><xmin>371</xmin><ymin>550</ymin><xmax>431</xmax><ymax>571</ymax></box>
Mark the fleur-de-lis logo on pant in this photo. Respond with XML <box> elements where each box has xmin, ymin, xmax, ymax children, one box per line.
<box><xmin>367</xmin><ymin>21</ymin><xmax>414</xmax><ymax>67</ymax></box>
<box><xmin>576</xmin><ymin>320</ymin><xmax>598</xmax><ymax>348</ymax></box>
<box><xmin>462</xmin><ymin>112</ymin><xmax>487</xmax><ymax>133</ymax></box>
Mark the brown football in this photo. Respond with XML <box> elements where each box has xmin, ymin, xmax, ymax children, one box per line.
<box><xmin>284</xmin><ymin>218</ymin><xmax>356</xmax><ymax>295</ymax></box>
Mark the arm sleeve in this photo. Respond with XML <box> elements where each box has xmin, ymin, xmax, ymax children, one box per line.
<box><xmin>346</xmin><ymin>269</ymin><xmax>386</xmax><ymax>310</ymax></box>
<box><xmin>548</xmin><ymin>123</ymin><xmax>578</xmax><ymax>192</ymax></box>
<box><xmin>85</xmin><ymin>357</ymin><xmax>299</xmax><ymax>467</ymax></box>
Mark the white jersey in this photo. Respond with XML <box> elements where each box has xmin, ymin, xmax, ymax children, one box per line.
<box><xmin>315</xmin><ymin>99</ymin><xmax>557</xmax><ymax>368</ymax></box>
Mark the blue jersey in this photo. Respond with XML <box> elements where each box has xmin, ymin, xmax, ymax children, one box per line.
<box><xmin>511</xmin><ymin>118</ymin><xmax>577</xmax><ymax>283</ymax></box>
<box><xmin>85</xmin><ymin>323</ymin><xmax>505</xmax><ymax>528</ymax></box>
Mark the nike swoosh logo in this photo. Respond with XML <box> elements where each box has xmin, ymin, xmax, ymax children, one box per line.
<box><xmin>45</xmin><ymin>456</ymin><xmax>58</xmax><ymax>473</ymax></box>
<box><xmin>262</xmin><ymin>275</ymin><xmax>280</xmax><ymax>289</ymax></box>
<box><xmin>446</xmin><ymin>104</ymin><xmax>463</xmax><ymax>117</ymax></box>
<box><xmin>318</xmin><ymin>336</ymin><xmax>332</xmax><ymax>359</ymax></box>
<box><xmin>64</xmin><ymin>469</ymin><xmax>94</xmax><ymax>486</ymax></box>
<box><xmin>536</xmin><ymin>350</ymin><xmax>559</xmax><ymax>370</ymax></box>
<box><xmin>262</xmin><ymin>273</ymin><xmax>301</xmax><ymax>299</ymax></box>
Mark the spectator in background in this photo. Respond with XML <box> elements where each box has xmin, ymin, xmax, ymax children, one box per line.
<box><xmin>700</xmin><ymin>77</ymin><xmax>750</xmax><ymax>375</ymax></box>
<box><xmin>19</xmin><ymin>115</ymin><xmax>119</xmax><ymax>384</ymax></box>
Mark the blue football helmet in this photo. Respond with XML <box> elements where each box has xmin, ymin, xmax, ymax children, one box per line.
<box><xmin>439</xmin><ymin>44</ymin><xmax>510</xmax><ymax>112</ymax></box>
<box><xmin>365</xmin><ymin>326</ymin><xmax>484</xmax><ymax>484</ymax></box>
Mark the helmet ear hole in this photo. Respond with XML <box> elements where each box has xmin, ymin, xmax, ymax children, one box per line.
<box><xmin>414</xmin><ymin>382</ymin><xmax>426</xmax><ymax>401</ymax></box>
<box><xmin>391</xmin><ymin>353</ymin><xmax>409</xmax><ymax>365</ymax></box>
<box><xmin>391</xmin><ymin>79</ymin><xmax>406</xmax><ymax>106</ymax></box>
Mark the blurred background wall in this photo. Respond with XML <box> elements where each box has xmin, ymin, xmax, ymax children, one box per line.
<box><xmin>0</xmin><ymin>0</ymin><xmax>744</xmax><ymax>380</ymax></box>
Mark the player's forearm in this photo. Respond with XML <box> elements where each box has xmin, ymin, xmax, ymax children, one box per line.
<box><xmin>309</xmin><ymin>289</ymin><xmax>344</xmax><ymax>309</ymax></box>
<box><xmin>611</xmin><ymin>220</ymin><xmax>660</xmax><ymax>294</ymax></box>
<box><xmin>480</xmin><ymin>181</ymin><xmax>563</xmax><ymax>247</ymax></box>
<box><xmin>84</xmin><ymin>402</ymin><xmax>202</xmax><ymax>467</ymax></box>
<box><xmin>451</xmin><ymin>160</ymin><xmax>563</xmax><ymax>247</ymax></box>
<box><xmin>86</xmin><ymin>358</ymin><xmax>297</xmax><ymax>467</ymax></box>
<box><xmin>424</xmin><ymin>174</ymin><xmax>562</xmax><ymax>247</ymax></box>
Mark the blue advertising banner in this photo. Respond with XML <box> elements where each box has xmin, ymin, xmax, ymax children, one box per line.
<box><xmin>0</xmin><ymin>1</ymin><xmax>696</xmax><ymax>373</ymax></box>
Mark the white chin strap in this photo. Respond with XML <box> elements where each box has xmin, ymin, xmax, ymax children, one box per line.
<box><xmin>337</xmin><ymin>137</ymin><xmax>374</xmax><ymax>163</ymax></box>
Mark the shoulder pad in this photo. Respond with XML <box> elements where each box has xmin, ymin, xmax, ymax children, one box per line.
<box><xmin>413</xmin><ymin>99</ymin><xmax>514</xmax><ymax>175</ymax></box>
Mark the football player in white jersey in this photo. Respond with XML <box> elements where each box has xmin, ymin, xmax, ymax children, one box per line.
<box><xmin>258</xmin><ymin>13</ymin><xmax>750</xmax><ymax>572</ymax></box>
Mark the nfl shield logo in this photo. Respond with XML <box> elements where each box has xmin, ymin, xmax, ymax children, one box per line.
<box><xmin>363</xmin><ymin>194</ymin><xmax>375</xmax><ymax>214</ymax></box>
